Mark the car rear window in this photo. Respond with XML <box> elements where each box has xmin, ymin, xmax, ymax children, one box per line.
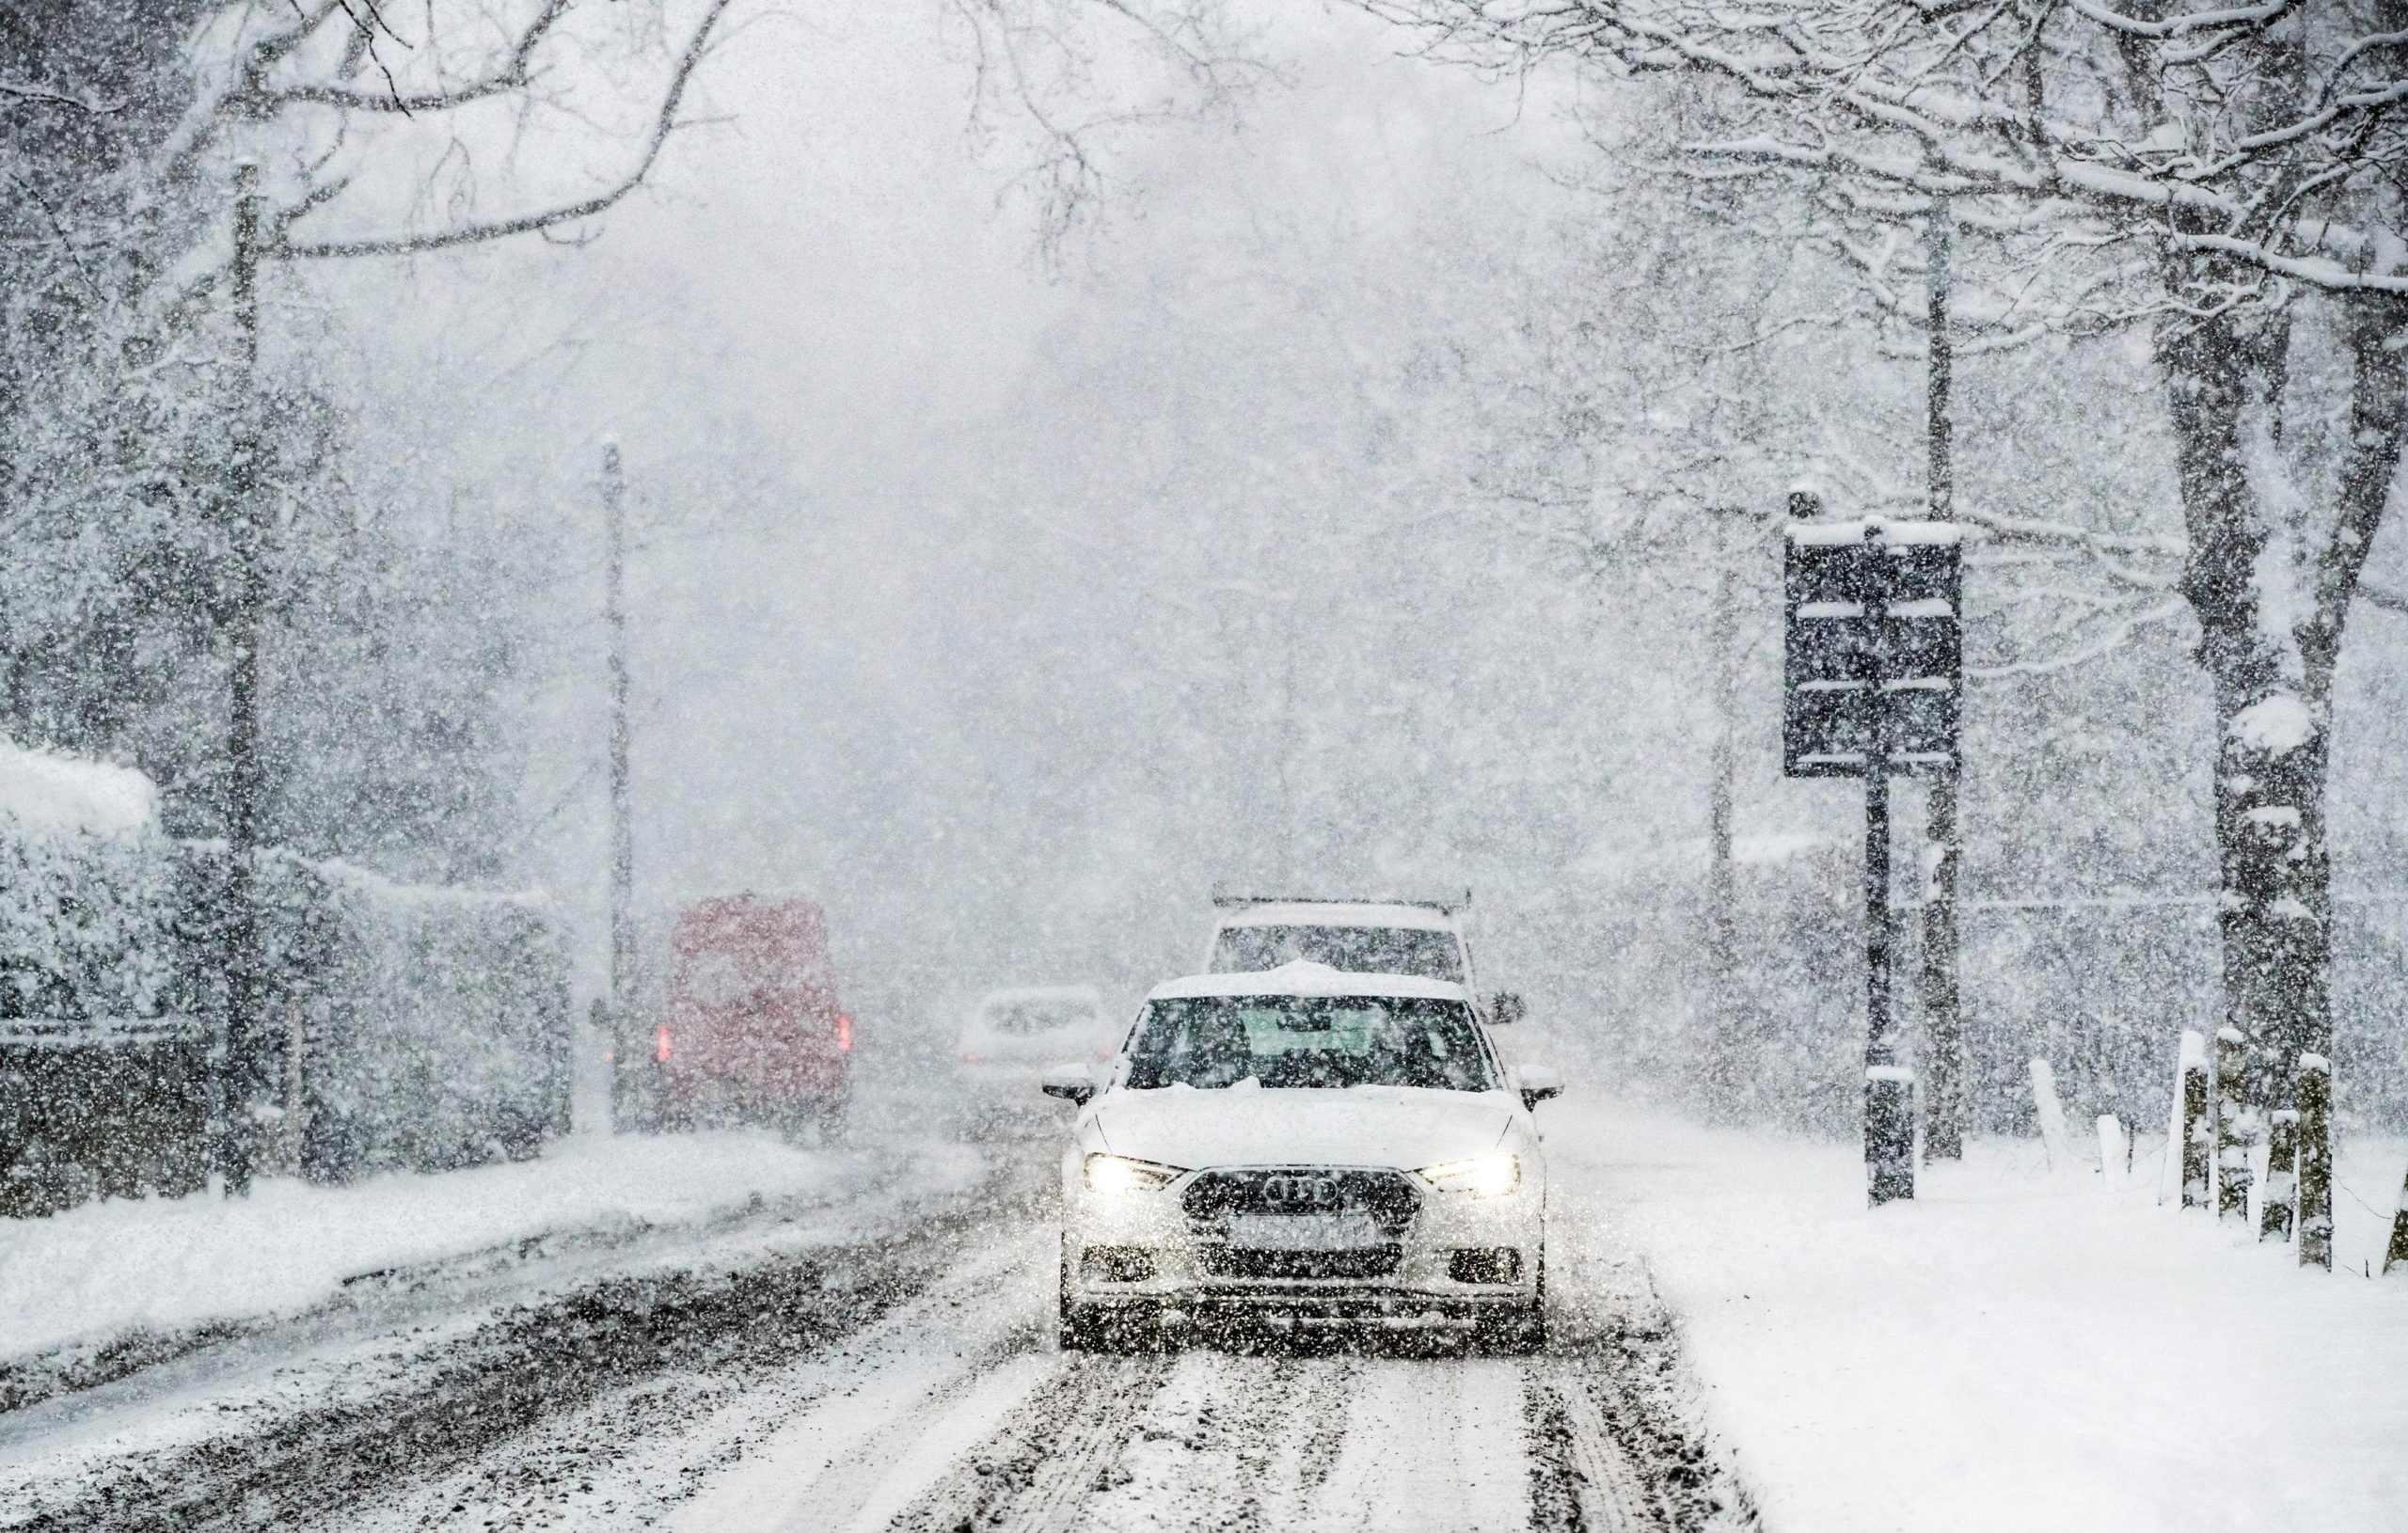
<box><xmin>1210</xmin><ymin>925</ymin><xmax>1465</xmax><ymax>982</ymax></box>
<box><xmin>1124</xmin><ymin>994</ymin><xmax>1496</xmax><ymax>1092</ymax></box>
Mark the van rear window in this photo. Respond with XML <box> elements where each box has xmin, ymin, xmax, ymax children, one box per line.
<box><xmin>1210</xmin><ymin>925</ymin><xmax>1464</xmax><ymax>982</ymax></box>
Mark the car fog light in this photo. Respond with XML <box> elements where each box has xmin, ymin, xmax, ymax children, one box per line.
<box><xmin>1449</xmin><ymin>1247</ymin><xmax>1523</xmax><ymax>1284</ymax></box>
<box><xmin>1419</xmin><ymin>1152</ymin><xmax>1520</xmax><ymax>1197</ymax></box>
<box><xmin>1081</xmin><ymin>1245</ymin><xmax>1158</xmax><ymax>1283</ymax></box>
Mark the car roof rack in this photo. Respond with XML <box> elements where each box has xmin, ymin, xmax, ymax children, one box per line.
<box><xmin>1209</xmin><ymin>889</ymin><xmax>1472</xmax><ymax>915</ymax></box>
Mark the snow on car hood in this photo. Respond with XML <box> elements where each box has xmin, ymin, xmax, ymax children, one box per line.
<box><xmin>1091</xmin><ymin>1083</ymin><xmax>1516</xmax><ymax>1172</ymax></box>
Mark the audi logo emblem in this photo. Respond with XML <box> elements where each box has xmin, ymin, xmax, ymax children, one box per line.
<box><xmin>1259</xmin><ymin>1175</ymin><xmax>1340</xmax><ymax>1209</ymax></box>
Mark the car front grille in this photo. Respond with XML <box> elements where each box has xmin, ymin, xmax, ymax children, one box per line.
<box><xmin>1180</xmin><ymin>1168</ymin><xmax>1421</xmax><ymax>1236</ymax></box>
<box><xmin>1180</xmin><ymin>1167</ymin><xmax>1420</xmax><ymax>1283</ymax></box>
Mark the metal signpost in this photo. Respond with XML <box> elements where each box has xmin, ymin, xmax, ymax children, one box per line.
<box><xmin>1784</xmin><ymin>513</ymin><xmax>1963</xmax><ymax>1206</ymax></box>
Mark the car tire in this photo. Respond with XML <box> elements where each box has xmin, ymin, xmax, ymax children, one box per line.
<box><xmin>1478</xmin><ymin>1254</ymin><xmax>1548</xmax><ymax>1355</ymax></box>
<box><xmin>1058</xmin><ymin>1252</ymin><xmax>1103</xmax><ymax>1352</ymax></box>
<box><xmin>1478</xmin><ymin>1302</ymin><xmax>1546</xmax><ymax>1355</ymax></box>
<box><xmin>816</xmin><ymin>1090</ymin><xmax>851</xmax><ymax>1146</ymax></box>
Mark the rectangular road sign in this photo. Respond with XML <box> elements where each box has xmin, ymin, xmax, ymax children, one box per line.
<box><xmin>1783</xmin><ymin>519</ymin><xmax>1962</xmax><ymax>778</ymax></box>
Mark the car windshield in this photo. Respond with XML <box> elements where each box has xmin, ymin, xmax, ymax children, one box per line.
<box><xmin>1210</xmin><ymin>924</ymin><xmax>1465</xmax><ymax>982</ymax></box>
<box><xmin>1124</xmin><ymin>994</ymin><xmax>1497</xmax><ymax>1092</ymax></box>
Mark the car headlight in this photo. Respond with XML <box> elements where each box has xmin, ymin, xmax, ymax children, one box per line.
<box><xmin>1083</xmin><ymin>1153</ymin><xmax>1184</xmax><ymax>1194</ymax></box>
<box><xmin>1419</xmin><ymin>1152</ymin><xmax>1520</xmax><ymax>1197</ymax></box>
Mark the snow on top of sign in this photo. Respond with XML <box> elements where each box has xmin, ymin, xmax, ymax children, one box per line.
<box><xmin>0</xmin><ymin>737</ymin><xmax>158</xmax><ymax>839</ymax></box>
<box><xmin>1785</xmin><ymin>518</ymin><xmax>1966</xmax><ymax>546</ymax></box>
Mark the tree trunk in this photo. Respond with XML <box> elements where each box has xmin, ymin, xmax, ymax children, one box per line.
<box><xmin>2154</xmin><ymin>274</ymin><xmax>2332</xmax><ymax>1177</ymax></box>
<box><xmin>221</xmin><ymin>162</ymin><xmax>271</xmax><ymax>1196</ymax></box>
<box><xmin>2156</xmin><ymin>268</ymin><xmax>2408</xmax><ymax>1267</ymax></box>
<box><xmin>1922</xmin><ymin>196</ymin><xmax>1965</xmax><ymax>1162</ymax></box>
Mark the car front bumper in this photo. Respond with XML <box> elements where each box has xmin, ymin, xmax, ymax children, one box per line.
<box><xmin>1061</xmin><ymin>1162</ymin><xmax>1545</xmax><ymax>1325</ymax></box>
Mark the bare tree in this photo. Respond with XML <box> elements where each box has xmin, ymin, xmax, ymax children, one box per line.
<box><xmin>1368</xmin><ymin>0</ymin><xmax>2408</xmax><ymax>1260</ymax></box>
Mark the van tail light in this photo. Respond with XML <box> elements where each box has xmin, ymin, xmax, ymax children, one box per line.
<box><xmin>655</xmin><ymin>1025</ymin><xmax>672</xmax><ymax>1064</ymax></box>
<box><xmin>836</xmin><ymin>1013</ymin><xmax>853</xmax><ymax>1054</ymax></box>
<box><xmin>960</xmin><ymin>1051</ymin><xmax>987</xmax><ymax>1065</ymax></box>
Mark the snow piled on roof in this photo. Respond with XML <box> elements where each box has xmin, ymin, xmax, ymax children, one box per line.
<box><xmin>976</xmin><ymin>985</ymin><xmax>1104</xmax><ymax>1008</ymax></box>
<box><xmin>1214</xmin><ymin>901</ymin><xmax>1456</xmax><ymax>932</ymax></box>
<box><xmin>1150</xmin><ymin>960</ymin><xmax>1468</xmax><ymax>1002</ymax></box>
<box><xmin>0</xmin><ymin>738</ymin><xmax>157</xmax><ymax>839</ymax></box>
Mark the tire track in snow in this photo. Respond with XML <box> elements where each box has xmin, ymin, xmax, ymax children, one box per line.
<box><xmin>3</xmin><ymin>1158</ymin><xmax>1043</xmax><ymax>1533</ymax></box>
<box><xmin>352</xmin><ymin>1225</ymin><xmax>1054</xmax><ymax>1531</ymax></box>
<box><xmin>1060</xmin><ymin>1350</ymin><xmax>1362</xmax><ymax>1533</ymax></box>
<box><xmin>1524</xmin><ymin>1366</ymin><xmax>1653</xmax><ymax>1533</ymax></box>
<box><xmin>884</xmin><ymin>1353</ymin><xmax>1177</xmax><ymax>1533</ymax></box>
<box><xmin>1300</xmin><ymin>1355</ymin><xmax>1530</xmax><ymax>1532</ymax></box>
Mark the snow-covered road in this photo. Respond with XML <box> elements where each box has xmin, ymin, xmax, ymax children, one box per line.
<box><xmin>2</xmin><ymin>1122</ymin><xmax>1743</xmax><ymax>1533</ymax></box>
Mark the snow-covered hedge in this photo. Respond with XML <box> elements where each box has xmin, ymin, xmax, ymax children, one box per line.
<box><xmin>0</xmin><ymin>745</ymin><xmax>197</xmax><ymax>1216</ymax></box>
<box><xmin>169</xmin><ymin>846</ymin><xmax>572</xmax><ymax>1184</ymax></box>
<box><xmin>295</xmin><ymin>862</ymin><xmax>569</xmax><ymax>1179</ymax></box>
<box><xmin>0</xmin><ymin>741</ymin><xmax>570</xmax><ymax>1217</ymax></box>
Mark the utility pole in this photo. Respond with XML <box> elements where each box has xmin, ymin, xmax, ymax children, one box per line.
<box><xmin>1703</xmin><ymin>512</ymin><xmax>1743</xmax><ymax>1119</ymax></box>
<box><xmin>219</xmin><ymin>160</ymin><xmax>268</xmax><ymax>1195</ymax></box>
<box><xmin>603</xmin><ymin>442</ymin><xmax>637</xmax><ymax>1129</ymax></box>
<box><xmin>1922</xmin><ymin>196</ymin><xmax>1967</xmax><ymax>1160</ymax></box>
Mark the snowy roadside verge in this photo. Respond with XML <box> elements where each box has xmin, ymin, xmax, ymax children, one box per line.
<box><xmin>4</xmin><ymin>1130</ymin><xmax>896</xmax><ymax>1371</ymax></box>
<box><xmin>1548</xmin><ymin>1103</ymin><xmax>2408</xmax><ymax>1533</ymax></box>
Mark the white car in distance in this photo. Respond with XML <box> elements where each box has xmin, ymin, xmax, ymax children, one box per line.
<box><xmin>957</xmin><ymin>986</ymin><xmax>1114</xmax><ymax>1135</ymax></box>
<box><xmin>1043</xmin><ymin>961</ymin><xmax>1560</xmax><ymax>1351</ymax></box>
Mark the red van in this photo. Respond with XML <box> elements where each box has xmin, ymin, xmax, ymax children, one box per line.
<box><xmin>655</xmin><ymin>893</ymin><xmax>851</xmax><ymax>1137</ymax></box>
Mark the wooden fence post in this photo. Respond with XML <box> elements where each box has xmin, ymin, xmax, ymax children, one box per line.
<box><xmin>2297</xmin><ymin>1055</ymin><xmax>2332</xmax><ymax>1272</ymax></box>
<box><xmin>2169</xmin><ymin>1031</ymin><xmax>2210</xmax><ymax>1209</ymax></box>
<box><xmin>2213</xmin><ymin>1027</ymin><xmax>2256</xmax><ymax>1221</ymax></box>
<box><xmin>2258</xmin><ymin>1108</ymin><xmax>2298</xmax><ymax>1243</ymax></box>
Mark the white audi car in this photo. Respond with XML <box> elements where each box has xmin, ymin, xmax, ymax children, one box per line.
<box><xmin>1042</xmin><ymin>962</ymin><xmax>1560</xmax><ymax>1351</ymax></box>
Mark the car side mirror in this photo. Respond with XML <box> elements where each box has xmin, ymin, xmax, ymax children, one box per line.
<box><xmin>1518</xmin><ymin>1065</ymin><xmax>1561</xmax><ymax>1112</ymax></box>
<box><xmin>1487</xmin><ymin>991</ymin><xmax>1527</xmax><ymax>1025</ymax></box>
<box><xmin>1041</xmin><ymin>1063</ymin><xmax>1097</xmax><ymax>1106</ymax></box>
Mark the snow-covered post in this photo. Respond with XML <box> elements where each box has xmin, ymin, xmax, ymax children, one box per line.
<box><xmin>1861</xmin><ymin>523</ymin><xmax>1911</xmax><ymax>1207</ymax></box>
<box><xmin>2097</xmin><ymin>1115</ymin><xmax>2128</xmax><ymax>1193</ymax></box>
<box><xmin>2168</xmin><ymin>1030</ymin><xmax>2210</xmax><ymax>1209</ymax></box>
<box><xmin>2297</xmin><ymin>1055</ymin><xmax>2333</xmax><ymax>1271</ymax></box>
<box><xmin>2259</xmin><ymin>1108</ymin><xmax>2299</xmax><ymax>1242</ymax></box>
<box><xmin>2029</xmin><ymin>1058</ymin><xmax>2073</xmax><ymax>1175</ymax></box>
<box><xmin>2213</xmin><ymin>1026</ymin><xmax>2257</xmax><ymax>1221</ymax></box>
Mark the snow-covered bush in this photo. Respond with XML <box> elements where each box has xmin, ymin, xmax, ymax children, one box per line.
<box><xmin>0</xmin><ymin>744</ymin><xmax>199</xmax><ymax>1216</ymax></box>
